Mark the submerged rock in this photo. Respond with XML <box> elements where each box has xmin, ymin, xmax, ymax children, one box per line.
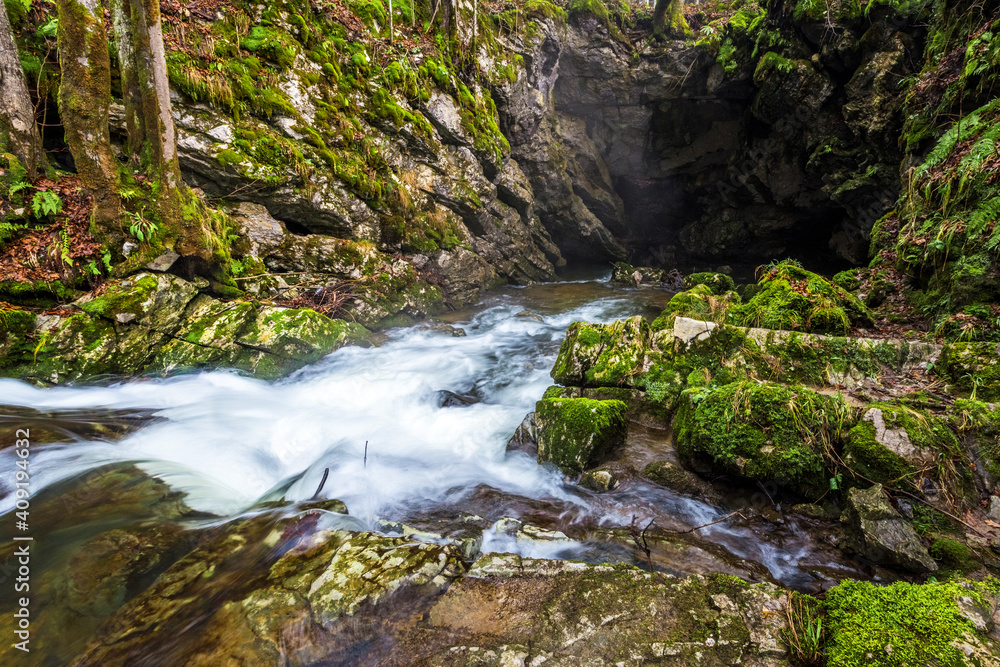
<box><xmin>535</xmin><ymin>397</ymin><xmax>628</xmax><ymax>474</ymax></box>
<box><xmin>841</xmin><ymin>484</ymin><xmax>937</xmax><ymax>573</ymax></box>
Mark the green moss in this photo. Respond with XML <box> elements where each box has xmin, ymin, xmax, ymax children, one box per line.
<box><xmin>682</xmin><ymin>272</ymin><xmax>736</xmax><ymax>295</ymax></box>
<box><xmin>77</xmin><ymin>276</ymin><xmax>159</xmax><ymax>320</ymax></box>
<box><xmin>730</xmin><ymin>261</ymin><xmax>874</xmax><ymax>335</ymax></box>
<box><xmin>651</xmin><ymin>284</ymin><xmax>735</xmax><ymax>330</ymax></box>
<box><xmin>550</xmin><ymin>317</ymin><xmax>649</xmax><ymax>387</ymax></box>
<box><xmin>824</xmin><ymin>578</ymin><xmax>996</xmax><ymax>667</ymax></box>
<box><xmin>675</xmin><ymin>381</ymin><xmax>852</xmax><ymax>496</ymax></box>
<box><xmin>843</xmin><ymin>420</ymin><xmax>916</xmax><ymax>486</ymax></box>
<box><xmin>535</xmin><ymin>397</ymin><xmax>628</xmax><ymax>474</ymax></box>
<box><xmin>929</xmin><ymin>538</ymin><xmax>981</xmax><ymax>575</ymax></box>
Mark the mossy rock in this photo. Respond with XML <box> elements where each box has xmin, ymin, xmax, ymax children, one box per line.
<box><xmin>610</xmin><ymin>262</ymin><xmax>668</xmax><ymax>287</ymax></box>
<box><xmin>929</xmin><ymin>538</ymin><xmax>982</xmax><ymax>575</ymax></box>
<box><xmin>842</xmin><ymin>484</ymin><xmax>938</xmax><ymax>573</ymax></box>
<box><xmin>844</xmin><ymin>403</ymin><xmax>967</xmax><ymax>496</ymax></box>
<box><xmin>682</xmin><ymin>272</ymin><xmax>736</xmax><ymax>295</ymax></box>
<box><xmin>823</xmin><ymin>578</ymin><xmax>1000</xmax><ymax>666</ymax></box>
<box><xmin>550</xmin><ymin>316</ymin><xmax>650</xmax><ymax>388</ymax></box>
<box><xmin>675</xmin><ymin>381</ymin><xmax>853</xmax><ymax>497</ymax></box>
<box><xmin>936</xmin><ymin>341</ymin><xmax>1000</xmax><ymax>401</ymax></box>
<box><xmin>729</xmin><ymin>262</ymin><xmax>874</xmax><ymax>335</ymax></box>
<box><xmin>535</xmin><ymin>397</ymin><xmax>628</xmax><ymax>474</ymax></box>
<box><xmin>651</xmin><ymin>285</ymin><xmax>739</xmax><ymax>331</ymax></box>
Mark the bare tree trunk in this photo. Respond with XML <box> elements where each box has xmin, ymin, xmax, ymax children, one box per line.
<box><xmin>0</xmin><ymin>0</ymin><xmax>43</xmax><ymax>175</ymax></box>
<box><xmin>57</xmin><ymin>0</ymin><xmax>121</xmax><ymax>226</ymax></box>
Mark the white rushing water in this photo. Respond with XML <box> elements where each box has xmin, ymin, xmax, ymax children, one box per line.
<box><xmin>0</xmin><ymin>285</ymin><xmax>646</xmax><ymax>519</ymax></box>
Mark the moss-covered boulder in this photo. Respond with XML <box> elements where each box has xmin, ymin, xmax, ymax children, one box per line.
<box><xmin>844</xmin><ymin>404</ymin><xmax>963</xmax><ymax>489</ymax></box>
<box><xmin>550</xmin><ymin>316</ymin><xmax>650</xmax><ymax>387</ymax></box>
<box><xmin>535</xmin><ymin>397</ymin><xmax>628</xmax><ymax>474</ymax></box>
<box><xmin>651</xmin><ymin>284</ymin><xmax>739</xmax><ymax>331</ymax></box>
<box><xmin>936</xmin><ymin>341</ymin><xmax>1000</xmax><ymax>401</ymax></box>
<box><xmin>824</xmin><ymin>578</ymin><xmax>1000</xmax><ymax>666</ymax></box>
<box><xmin>682</xmin><ymin>271</ymin><xmax>736</xmax><ymax>295</ymax></box>
<box><xmin>730</xmin><ymin>262</ymin><xmax>874</xmax><ymax>335</ymax></box>
<box><xmin>675</xmin><ymin>381</ymin><xmax>852</xmax><ymax>496</ymax></box>
<box><xmin>0</xmin><ymin>273</ymin><xmax>371</xmax><ymax>383</ymax></box>
<box><xmin>841</xmin><ymin>484</ymin><xmax>937</xmax><ymax>573</ymax></box>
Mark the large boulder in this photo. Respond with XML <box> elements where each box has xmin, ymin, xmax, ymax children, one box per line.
<box><xmin>730</xmin><ymin>262</ymin><xmax>874</xmax><ymax>335</ymax></box>
<box><xmin>1</xmin><ymin>273</ymin><xmax>371</xmax><ymax>383</ymax></box>
<box><xmin>550</xmin><ymin>316</ymin><xmax>650</xmax><ymax>387</ymax></box>
<box><xmin>535</xmin><ymin>397</ymin><xmax>628</xmax><ymax>474</ymax></box>
<box><xmin>841</xmin><ymin>484</ymin><xmax>937</xmax><ymax>573</ymax></box>
<box><xmin>675</xmin><ymin>381</ymin><xmax>851</xmax><ymax>497</ymax></box>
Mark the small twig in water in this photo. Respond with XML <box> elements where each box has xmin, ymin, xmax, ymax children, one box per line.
<box><xmin>629</xmin><ymin>516</ymin><xmax>656</xmax><ymax>572</ymax></box>
<box><xmin>660</xmin><ymin>510</ymin><xmax>745</xmax><ymax>536</ymax></box>
<box><xmin>312</xmin><ymin>467</ymin><xmax>330</xmax><ymax>499</ymax></box>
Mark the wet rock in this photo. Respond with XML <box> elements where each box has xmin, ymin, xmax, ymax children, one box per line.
<box><xmin>434</xmin><ymin>389</ymin><xmax>481</xmax><ymax>407</ymax></box>
<box><xmin>307</xmin><ymin>533</ymin><xmax>465</xmax><ymax>626</ymax></box>
<box><xmin>410</xmin><ymin>555</ymin><xmax>792</xmax><ymax>666</ymax></box>
<box><xmin>2</xmin><ymin>273</ymin><xmax>371</xmax><ymax>383</ymax></box>
<box><xmin>64</xmin><ymin>525</ymin><xmax>193</xmax><ymax>618</ymax></box>
<box><xmin>841</xmin><ymin>484</ymin><xmax>937</xmax><ymax>573</ymax></box>
<box><xmin>535</xmin><ymin>397</ymin><xmax>628</xmax><ymax>474</ymax></box>
<box><xmin>505</xmin><ymin>411</ymin><xmax>538</xmax><ymax>456</ymax></box>
<box><xmin>579</xmin><ymin>467</ymin><xmax>619</xmax><ymax>492</ymax></box>
<box><xmin>642</xmin><ymin>460</ymin><xmax>717</xmax><ymax>499</ymax></box>
<box><xmin>550</xmin><ymin>315</ymin><xmax>650</xmax><ymax>387</ymax></box>
<box><xmin>610</xmin><ymin>262</ymin><xmax>671</xmax><ymax>287</ymax></box>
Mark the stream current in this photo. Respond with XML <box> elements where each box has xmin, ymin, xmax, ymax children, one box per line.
<box><xmin>0</xmin><ymin>273</ymin><xmax>872</xmax><ymax>629</ymax></box>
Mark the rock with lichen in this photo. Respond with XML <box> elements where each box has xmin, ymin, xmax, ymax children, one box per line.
<box><xmin>841</xmin><ymin>484</ymin><xmax>937</xmax><ymax>573</ymax></box>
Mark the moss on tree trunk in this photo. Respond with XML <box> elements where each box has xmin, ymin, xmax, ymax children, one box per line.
<box><xmin>652</xmin><ymin>0</ymin><xmax>690</xmax><ymax>40</ymax></box>
<box><xmin>57</xmin><ymin>0</ymin><xmax>122</xmax><ymax>229</ymax></box>
<box><xmin>0</xmin><ymin>0</ymin><xmax>44</xmax><ymax>175</ymax></box>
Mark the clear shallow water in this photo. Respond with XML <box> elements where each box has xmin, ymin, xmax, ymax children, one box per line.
<box><xmin>0</xmin><ymin>276</ymin><xmax>864</xmax><ymax>591</ymax></box>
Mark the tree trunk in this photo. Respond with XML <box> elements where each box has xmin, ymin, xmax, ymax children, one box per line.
<box><xmin>57</xmin><ymin>0</ymin><xmax>121</xmax><ymax>225</ymax></box>
<box><xmin>125</xmin><ymin>0</ymin><xmax>205</xmax><ymax>257</ymax></box>
<box><xmin>653</xmin><ymin>0</ymin><xmax>691</xmax><ymax>39</ymax></box>
<box><xmin>0</xmin><ymin>0</ymin><xmax>43</xmax><ymax>175</ymax></box>
<box><xmin>111</xmin><ymin>0</ymin><xmax>143</xmax><ymax>158</ymax></box>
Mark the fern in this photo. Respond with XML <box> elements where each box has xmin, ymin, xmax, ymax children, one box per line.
<box><xmin>31</xmin><ymin>190</ymin><xmax>62</xmax><ymax>218</ymax></box>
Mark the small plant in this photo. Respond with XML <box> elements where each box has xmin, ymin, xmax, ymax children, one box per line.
<box><xmin>32</xmin><ymin>190</ymin><xmax>62</xmax><ymax>218</ymax></box>
<box><xmin>784</xmin><ymin>593</ymin><xmax>825</xmax><ymax>665</ymax></box>
<box><xmin>127</xmin><ymin>211</ymin><xmax>160</xmax><ymax>242</ymax></box>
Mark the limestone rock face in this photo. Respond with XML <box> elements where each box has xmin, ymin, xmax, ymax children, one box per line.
<box><xmin>842</xmin><ymin>484</ymin><xmax>937</xmax><ymax>573</ymax></box>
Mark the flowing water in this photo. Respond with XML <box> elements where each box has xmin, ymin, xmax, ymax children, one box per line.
<box><xmin>0</xmin><ymin>274</ymin><xmax>876</xmax><ymax>660</ymax></box>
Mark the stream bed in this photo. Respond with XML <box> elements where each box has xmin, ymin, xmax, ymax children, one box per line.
<box><xmin>0</xmin><ymin>274</ymin><xmax>877</xmax><ymax>662</ymax></box>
